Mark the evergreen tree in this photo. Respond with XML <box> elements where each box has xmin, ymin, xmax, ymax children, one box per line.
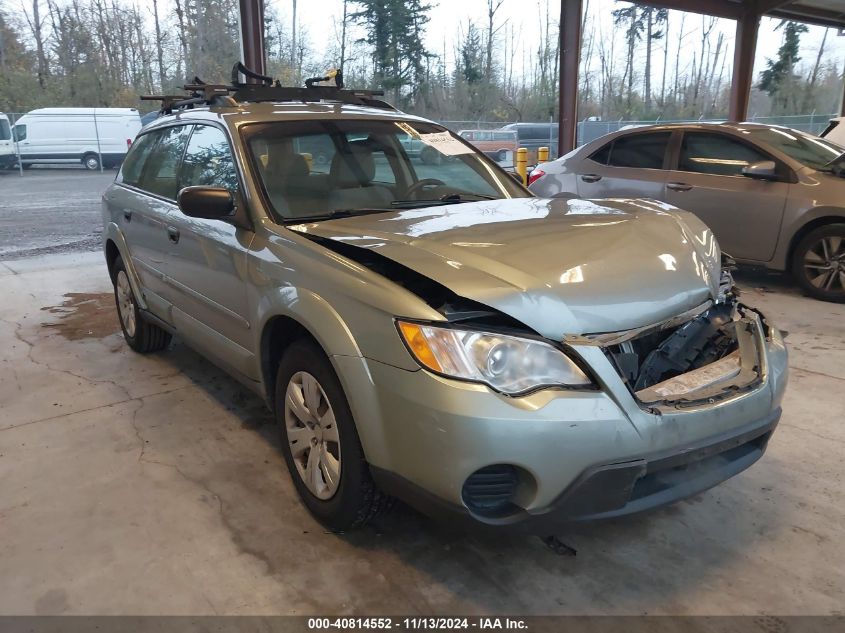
<box><xmin>350</xmin><ymin>0</ymin><xmax>431</xmax><ymax>107</ymax></box>
<box><xmin>759</xmin><ymin>21</ymin><xmax>809</xmax><ymax>114</ymax></box>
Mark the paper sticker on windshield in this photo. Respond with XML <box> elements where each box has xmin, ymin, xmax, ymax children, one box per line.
<box><xmin>418</xmin><ymin>132</ymin><xmax>475</xmax><ymax>156</ymax></box>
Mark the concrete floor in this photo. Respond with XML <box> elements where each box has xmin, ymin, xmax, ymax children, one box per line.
<box><xmin>0</xmin><ymin>252</ymin><xmax>843</xmax><ymax>616</ymax></box>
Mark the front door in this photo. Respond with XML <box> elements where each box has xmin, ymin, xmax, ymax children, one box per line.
<box><xmin>164</xmin><ymin>123</ymin><xmax>257</xmax><ymax>380</ymax></box>
<box><xmin>665</xmin><ymin>131</ymin><xmax>789</xmax><ymax>262</ymax></box>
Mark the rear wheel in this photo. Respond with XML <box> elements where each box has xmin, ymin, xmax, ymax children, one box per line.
<box><xmin>111</xmin><ymin>256</ymin><xmax>172</xmax><ymax>352</ymax></box>
<box><xmin>275</xmin><ymin>339</ymin><xmax>390</xmax><ymax>531</ymax></box>
<box><xmin>792</xmin><ymin>223</ymin><xmax>845</xmax><ymax>303</ymax></box>
<box><xmin>83</xmin><ymin>153</ymin><xmax>101</xmax><ymax>170</ymax></box>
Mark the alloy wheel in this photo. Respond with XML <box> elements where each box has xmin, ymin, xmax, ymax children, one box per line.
<box><xmin>115</xmin><ymin>270</ymin><xmax>136</xmax><ymax>337</ymax></box>
<box><xmin>283</xmin><ymin>371</ymin><xmax>342</xmax><ymax>500</ymax></box>
<box><xmin>803</xmin><ymin>235</ymin><xmax>845</xmax><ymax>293</ymax></box>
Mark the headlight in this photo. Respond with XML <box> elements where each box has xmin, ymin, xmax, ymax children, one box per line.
<box><xmin>396</xmin><ymin>320</ymin><xmax>592</xmax><ymax>395</ymax></box>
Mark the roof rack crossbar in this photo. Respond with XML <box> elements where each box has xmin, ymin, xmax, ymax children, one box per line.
<box><xmin>140</xmin><ymin>63</ymin><xmax>396</xmax><ymax>115</ymax></box>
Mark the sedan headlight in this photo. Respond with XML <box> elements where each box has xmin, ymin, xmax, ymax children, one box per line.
<box><xmin>396</xmin><ymin>320</ymin><xmax>592</xmax><ymax>395</ymax></box>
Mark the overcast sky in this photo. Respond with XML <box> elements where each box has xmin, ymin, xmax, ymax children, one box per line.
<box><xmin>276</xmin><ymin>0</ymin><xmax>845</xmax><ymax>95</ymax></box>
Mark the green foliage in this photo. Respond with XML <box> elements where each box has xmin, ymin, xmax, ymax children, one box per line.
<box><xmin>758</xmin><ymin>21</ymin><xmax>810</xmax><ymax>114</ymax></box>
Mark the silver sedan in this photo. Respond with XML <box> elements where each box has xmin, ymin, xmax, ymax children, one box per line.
<box><xmin>530</xmin><ymin>123</ymin><xmax>845</xmax><ymax>302</ymax></box>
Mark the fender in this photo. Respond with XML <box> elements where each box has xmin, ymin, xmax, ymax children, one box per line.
<box><xmin>253</xmin><ymin>285</ymin><xmax>365</xmax><ymax>361</ymax></box>
<box><xmin>103</xmin><ymin>222</ymin><xmax>147</xmax><ymax>311</ymax></box>
<box><xmin>772</xmin><ymin>206</ymin><xmax>845</xmax><ymax>271</ymax></box>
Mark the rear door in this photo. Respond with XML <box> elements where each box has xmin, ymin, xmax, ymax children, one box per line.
<box><xmin>164</xmin><ymin>123</ymin><xmax>257</xmax><ymax>379</ymax></box>
<box><xmin>665</xmin><ymin>131</ymin><xmax>789</xmax><ymax>262</ymax></box>
<box><xmin>575</xmin><ymin>131</ymin><xmax>672</xmax><ymax>199</ymax></box>
<box><xmin>110</xmin><ymin>124</ymin><xmax>192</xmax><ymax>318</ymax></box>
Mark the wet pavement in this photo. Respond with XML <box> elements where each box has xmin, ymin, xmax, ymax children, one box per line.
<box><xmin>0</xmin><ymin>169</ymin><xmax>114</xmax><ymax>260</ymax></box>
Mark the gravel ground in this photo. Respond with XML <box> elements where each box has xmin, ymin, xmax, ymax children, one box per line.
<box><xmin>0</xmin><ymin>168</ymin><xmax>115</xmax><ymax>260</ymax></box>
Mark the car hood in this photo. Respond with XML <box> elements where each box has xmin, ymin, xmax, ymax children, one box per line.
<box><xmin>291</xmin><ymin>197</ymin><xmax>721</xmax><ymax>339</ymax></box>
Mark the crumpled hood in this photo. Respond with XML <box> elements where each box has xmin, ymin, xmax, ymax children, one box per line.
<box><xmin>291</xmin><ymin>197</ymin><xmax>721</xmax><ymax>339</ymax></box>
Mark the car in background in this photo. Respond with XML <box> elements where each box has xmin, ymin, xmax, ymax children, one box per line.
<box><xmin>500</xmin><ymin>122</ymin><xmax>558</xmax><ymax>157</ymax></box>
<box><xmin>820</xmin><ymin>117</ymin><xmax>845</xmax><ymax>146</ymax></box>
<box><xmin>530</xmin><ymin>122</ymin><xmax>845</xmax><ymax>302</ymax></box>
<box><xmin>457</xmin><ymin>129</ymin><xmax>518</xmax><ymax>161</ymax></box>
<box><xmin>13</xmin><ymin>107</ymin><xmax>142</xmax><ymax>170</ymax></box>
<box><xmin>0</xmin><ymin>113</ymin><xmax>15</xmax><ymax>169</ymax></box>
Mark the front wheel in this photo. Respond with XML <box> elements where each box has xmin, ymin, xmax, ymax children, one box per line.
<box><xmin>792</xmin><ymin>223</ymin><xmax>845</xmax><ymax>303</ymax></box>
<box><xmin>275</xmin><ymin>339</ymin><xmax>390</xmax><ymax>531</ymax></box>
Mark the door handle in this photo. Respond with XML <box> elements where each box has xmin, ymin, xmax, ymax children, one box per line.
<box><xmin>667</xmin><ymin>182</ymin><xmax>693</xmax><ymax>192</ymax></box>
<box><xmin>123</xmin><ymin>210</ymin><xmax>132</xmax><ymax>222</ymax></box>
<box><xmin>581</xmin><ymin>174</ymin><xmax>602</xmax><ymax>183</ymax></box>
<box><xmin>167</xmin><ymin>226</ymin><xmax>180</xmax><ymax>244</ymax></box>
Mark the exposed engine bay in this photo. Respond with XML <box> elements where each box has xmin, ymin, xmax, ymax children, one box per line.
<box><xmin>604</xmin><ymin>294</ymin><xmax>766</xmax><ymax>407</ymax></box>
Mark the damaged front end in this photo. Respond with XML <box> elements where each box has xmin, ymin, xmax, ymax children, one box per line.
<box><xmin>570</xmin><ymin>275</ymin><xmax>771</xmax><ymax>408</ymax></box>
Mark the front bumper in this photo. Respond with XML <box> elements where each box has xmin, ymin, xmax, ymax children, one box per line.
<box><xmin>371</xmin><ymin>407</ymin><xmax>779</xmax><ymax>532</ymax></box>
<box><xmin>334</xmin><ymin>311</ymin><xmax>788</xmax><ymax>532</ymax></box>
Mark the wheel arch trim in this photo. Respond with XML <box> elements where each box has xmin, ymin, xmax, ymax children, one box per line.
<box><xmin>103</xmin><ymin>224</ymin><xmax>148</xmax><ymax>310</ymax></box>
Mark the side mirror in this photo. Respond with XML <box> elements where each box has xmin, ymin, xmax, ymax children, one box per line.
<box><xmin>508</xmin><ymin>171</ymin><xmax>525</xmax><ymax>185</ymax></box>
<box><xmin>177</xmin><ymin>186</ymin><xmax>235</xmax><ymax>220</ymax></box>
<box><xmin>742</xmin><ymin>160</ymin><xmax>778</xmax><ymax>181</ymax></box>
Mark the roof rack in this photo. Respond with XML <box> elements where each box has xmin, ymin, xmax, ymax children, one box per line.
<box><xmin>141</xmin><ymin>63</ymin><xmax>395</xmax><ymax>115</ymax></box>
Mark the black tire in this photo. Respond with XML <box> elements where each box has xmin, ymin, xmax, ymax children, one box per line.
<box><xmin>496</xmin><ymin>149</ymin><xmax>507</xmax><ymax>162</ymax></box>
<box><xmin>111</xmin><ymin>256</ymin><xmax>172</xmax><ymax>352</ymax></box>
<box><xmin>275</xmin><ymin>339</ymin><xmax>390</xmax><ymax>531</ymax></box>
<box><xmin>82</xmin><ymin>153</ymin><xmax>101</xmax><ymax>170</ymax></box>
<box><xmin>791</xmin><ymin>223</ymin><xmax>845</xmax><ymax>303</ymax></box>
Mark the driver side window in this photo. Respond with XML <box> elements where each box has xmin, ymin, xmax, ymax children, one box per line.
<box><xmin>679</xmin><ymin>133</ymin><xmax>769</xmax><ymax>177</ymax></box>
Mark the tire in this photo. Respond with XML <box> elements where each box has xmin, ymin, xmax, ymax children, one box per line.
<box><xmin>275</xmin><ymin>339</ymin><xmax>390</xmax><ymax>531</ymax></box>
<box><xmin>496</xmin><ymin>149</ymin><xmax>507</xmax><ymax>162</ymax></box>
<box><xmin>83</xmin><ymin>153</ymin><xmax>101</xmax><ymax>170</ymax></box>
<box><xmin>791</xmin><ymin>223</ymin><xmax>845</xmax><ymax>303</ymax></box>
<box><xmin>111</xmin><ymin>256</ymin><xmax>172</xmax><ymax>352</ymax></box>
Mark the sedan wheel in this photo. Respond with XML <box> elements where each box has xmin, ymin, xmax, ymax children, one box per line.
<box><xmin>803</xmin><ymin>236</ymin><xmax>845</xmax><ymax>292</ymax></box>
<box><xmin>793</xmin><ymin>224</ymin><xmax>845</xmax><ymax>303</ymax></box>
<box><xmin>284</xmin><ymin>371</ymin><xmax>342</xmax><ymax>500</ymax></box>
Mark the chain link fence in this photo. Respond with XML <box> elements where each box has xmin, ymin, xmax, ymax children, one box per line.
<box><xmin>441</xmin><ymin>113</ymin><xmax>838</xmax><ymax>157</ymax></box>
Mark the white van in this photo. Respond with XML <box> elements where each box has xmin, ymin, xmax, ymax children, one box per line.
<box><xmin>820</xmin><ymin>117</ymin><xmax>845</xmax><ymax>147</ymax></box>
<box><xmin>0</xmin><ymin>113</ymin><xmax>15</xmax><ymax>169</ymax></box>
<box><xmin>12</xmin><ymin>107</ymin><xmax>142</xmax><ymax>170</ymax></box>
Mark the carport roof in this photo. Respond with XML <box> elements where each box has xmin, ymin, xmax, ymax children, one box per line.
<box><xmin>633</xmin><ymin>0</ymin><xmax>845</xmax><ymax>29</ymax></box>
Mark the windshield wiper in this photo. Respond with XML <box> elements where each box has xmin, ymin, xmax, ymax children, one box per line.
<box><xmin>286</xmin><ymin>208</ymin><xmax>395</xmax><ymax>222</ymax></box>
<box><xmin>390</xmin><ymin>192</ymin><xmax>499</xmax><ymax>208</ymax></box>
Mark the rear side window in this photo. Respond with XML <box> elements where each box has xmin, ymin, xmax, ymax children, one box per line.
<box><xmin>595</xmin><ymin>132</ymin><xmax>671</xmax><ymax>169</ymax></box>
<box><xmin>137</xmin><ymin>125</ymin><xmax>192</xmax><ymax>199</ymax></box>
<box><xmin>120</xmin><ymin>132</ymin><xmax>159</xmax><ymax>187</ymax></box>
<box><xmin>180</xmin><ymin>125</ymin><xmax>239</xmax><ymax>192</ymax></box>
<box><xmin>679</xmin><ymin>133</ymin><xmax>768</xmax><ymax>177</ymax></box>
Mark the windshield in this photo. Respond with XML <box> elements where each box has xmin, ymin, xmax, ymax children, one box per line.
<box><xmin>0</xmin><ymin>119</ymin><xmax>10</xmax><ymax>141</ymax></box>
<box><xmin>242</xmin><ymin>119</ymin><xmax>530</xmax><ymax>221</ymax></box>
<box><xmin>745</xmin><ymin>127</ymin><xmax>845</xmax><ymax>171</ymax></box>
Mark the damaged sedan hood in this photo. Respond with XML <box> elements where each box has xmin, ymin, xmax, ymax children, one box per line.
<box><xmin>291</xmin><ymin>198</ymin><xmax>721</xmax><ymax>339</ymax></box>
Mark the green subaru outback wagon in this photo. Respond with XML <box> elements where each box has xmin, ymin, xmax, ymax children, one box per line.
<box><xmin>103</xmin><ymin>77</ymin><xmax>788</xmax><ymax>533</ymax></box>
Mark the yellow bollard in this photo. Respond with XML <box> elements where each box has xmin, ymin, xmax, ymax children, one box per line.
<box><xmin>516</xmin><ymin>148</ymin><xmax>528</xmax><ymax>186</ymax></box>
<box><xmin>538</xmin><ymin>146</ymin><xmax>549</xmax><ymax>163</ymax></box>
<box><xmin>301</xmin><ymin>152</ymin><xmax>313</xmax><ymax>172</ymax></box>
